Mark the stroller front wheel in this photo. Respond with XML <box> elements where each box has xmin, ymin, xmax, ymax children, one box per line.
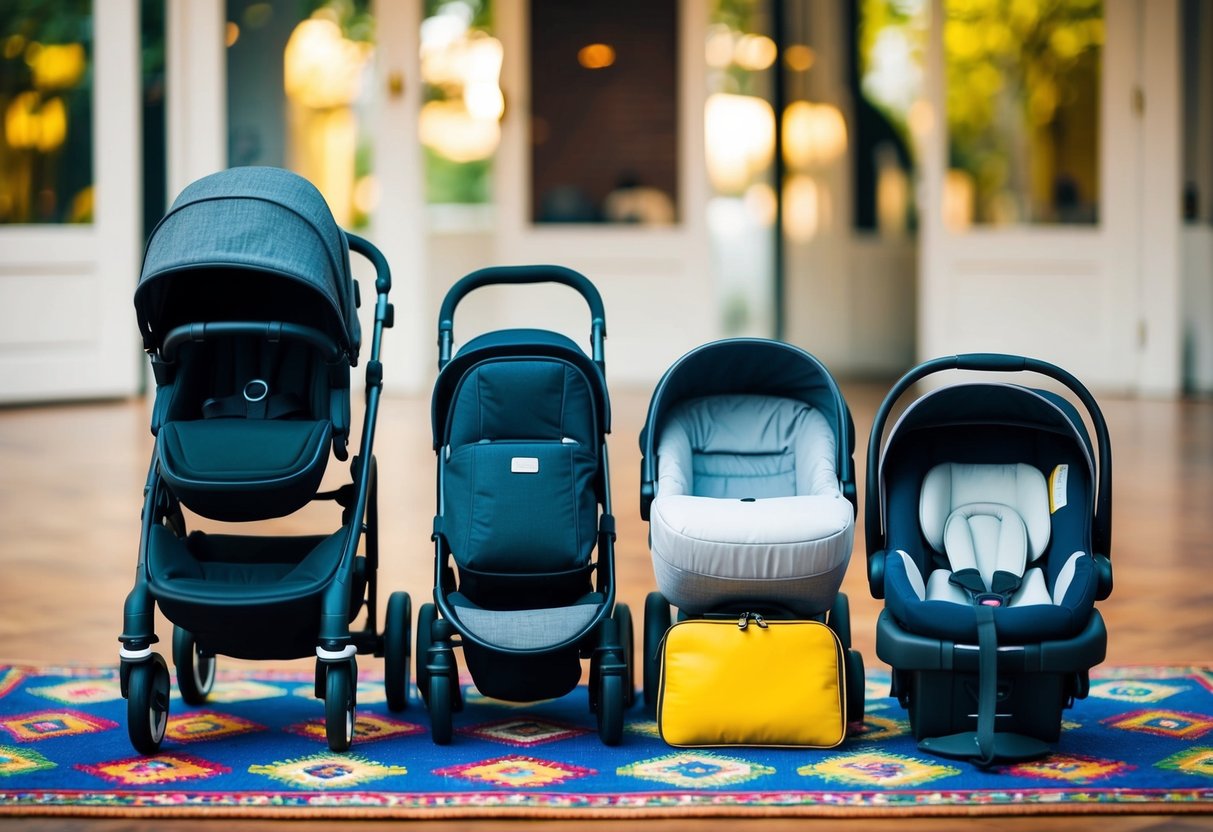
<box><xmin>324</xmin><ymin>660</ymin><xmax>356</xmax><ymax>752</ymax></box>
<box><xmin>127</xmin><ymin>654</ymin><xmax>170</xmax><ymax>755</ymax></box>
<box><xmin>428</xmin><ymin>673</ymin><xmax>454</xmax><ymax>745</ymax></box>
<box><xmin>643</xmin><ymin>592</ymin><xmax>671</xmax><ymax>712</ymax></box>
<box><xmin>597</xmin><ymin>672</ymin><xmax>624</xmax><ymax>746</ymax></box>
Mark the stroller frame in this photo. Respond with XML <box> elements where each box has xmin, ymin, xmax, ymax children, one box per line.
<box><xmin>416</xmin><ymin>266</ymin><xmax>631</xmax><ymax>746</ymax></box>
<box><xmin>119</xmin><ymin>183</ymin><xmax>405</xmax><ymax>755</ymax></box>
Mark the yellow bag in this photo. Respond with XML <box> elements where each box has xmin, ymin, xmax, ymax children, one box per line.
<box><xmin>657</xmin><ymin>614</ymin><xmax>846</xmax><ymax>748</ymax></box>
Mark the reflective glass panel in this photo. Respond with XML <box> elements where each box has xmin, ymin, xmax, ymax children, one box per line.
<box><xmin>529</xmin><ymin>0</ymin><xmax>678</xmax><ymax>224</ymax></box>
<box><xmin>944</xmin><ymin>0</ymin><xmax>1102</xmax><ymax>227</ymax></box>
<box><xmin>420</xmin><ymin>0</ymin><xmax>499</xmax><ymax>205</ymax></box>
<box><xmin>226</xmin><ymin>0</ymin><xmax>374</xmax><ymax>228</ymax></box>
<box><xmin>0</xmin><ymin>0</ymin><xmax>94</xmax><ymax>225</ymax></box>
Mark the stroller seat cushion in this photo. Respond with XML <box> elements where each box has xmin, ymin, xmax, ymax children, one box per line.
<box><xmin>658</xmin><ymin>395</ymin><xmax>839</xmax><ymax>500</ymax></box>
<box><xmin>158</xmin><ymin>419</ymin><xmax>331</xmax><ymax>520</ymax></box>
<box><xmin>448</xmin><ymin>591</ymin><xmax>604</xmax><ymax>651</ymax></box>
<box><xmin>920</xmin><ymin>463</ymin><xmax>1050</xmax><ymax>561</ymax></box>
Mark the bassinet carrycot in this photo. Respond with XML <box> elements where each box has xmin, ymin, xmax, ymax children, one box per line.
<box><xmin>638</xmin><ymin>338</ymin><xmax>865</xmax><ymax>727</ymax></box>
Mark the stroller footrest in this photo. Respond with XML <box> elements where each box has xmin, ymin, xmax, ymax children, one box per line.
<box><xmin>448</xmin><ymin>592</ymin><xmax>603</xmax><ymax>651</ymax></box>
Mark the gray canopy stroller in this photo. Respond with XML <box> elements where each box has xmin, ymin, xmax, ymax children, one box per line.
<box><xmin>638</xmin><ymin>338</ymin><xmax>864</xmax><ymax>725</ymax></box>
<box><xmin>119</xmin><ymin>167</ymin><xmax>408</xmax><ymax>754</ymax></box>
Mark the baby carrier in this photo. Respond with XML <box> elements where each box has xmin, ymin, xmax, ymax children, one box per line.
<box><xmin>119</xmin><ymin>167</ymin><xmax>408</xmax><ymax>754</ymax></box>
<box><xmin>419</xmin><ymin>266</ymin><xmax>631</xmax><ymax>745</ymax></box>
<box><xmin>638</xmin><ymin>338</ymin><xmax>865</xmax><ymax>730</ymax></box>
<box><xmin>866</xmin><ymin>353</ymin><xmax>1113</xmax><ymax>766</ymax></box>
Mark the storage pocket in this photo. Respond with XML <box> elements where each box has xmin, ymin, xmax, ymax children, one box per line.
<box><xmin>444</xmin><ymin>439</ymin><xmax>598</xmax><ymax>574</ymax></box>
<box><xmin>657</xmin><ymin>617</ymin><xmax>846</xmax><ymax>748</ymax></box>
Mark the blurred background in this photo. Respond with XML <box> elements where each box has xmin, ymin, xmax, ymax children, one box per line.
<box><xmin>0</xmin><ymin>0</ymin><xmax>1210</xmax><ymax>402</ymax></box>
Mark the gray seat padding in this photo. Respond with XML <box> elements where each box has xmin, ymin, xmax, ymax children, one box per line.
<box><xmin>650</xmin><ymin>395</ymin><xmax>854</xmax><ymax>616</ymax></box>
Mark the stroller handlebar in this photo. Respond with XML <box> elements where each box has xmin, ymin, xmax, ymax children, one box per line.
<box><xmin>437</xmin><ymin>265</ymin><xmax>606</xmax><ymax>370</ymax></box>
<box><xmin>345</xmin><ymin>232</ymin><xmax>391</xmax><ymax>295</ymax></box>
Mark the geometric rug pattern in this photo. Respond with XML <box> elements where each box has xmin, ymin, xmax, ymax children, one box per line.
<box><xmin>0</xmin><ymin>664</ymin><xmax>1210</xmax><ymax>818</ymax></box>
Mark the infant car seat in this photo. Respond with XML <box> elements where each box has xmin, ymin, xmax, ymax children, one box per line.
<box><xmin>867</xmin><ymin>354</ymin><xmax>1113</xmax><ymax>766</ymax></box>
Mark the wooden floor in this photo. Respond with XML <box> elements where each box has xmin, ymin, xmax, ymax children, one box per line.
<box><xmin>1</xmin><ymin>381</ymin><xmax>1212</xmax><ymax>830</ymax></box>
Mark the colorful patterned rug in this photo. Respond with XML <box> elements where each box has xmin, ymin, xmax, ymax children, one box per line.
<box><xmin>0</xmin><ymin>663</ymin><xmax>1210</xmax><ymax>818</ymax></box>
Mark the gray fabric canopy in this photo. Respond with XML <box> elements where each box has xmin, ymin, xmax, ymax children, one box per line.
<box><xmin>135</xmin><ymin>166</ymin><xmax>359</xmax><ymax>356</ymax></box>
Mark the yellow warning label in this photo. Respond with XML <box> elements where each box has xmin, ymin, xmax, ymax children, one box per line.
<box><xmin>1049</xmin><ymin>464</ymin><xmax>1069</xmax><ymax>513</ymax></box>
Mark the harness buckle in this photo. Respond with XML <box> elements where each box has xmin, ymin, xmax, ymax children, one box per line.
<box><xmin>243</xmin><ymin>379</ymin><xmax>269</xmax><ymax>402</ymax></box>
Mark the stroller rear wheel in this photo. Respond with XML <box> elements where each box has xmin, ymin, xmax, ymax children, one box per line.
<box><xmin>616</xmin><ymin>603</ymin><xmax>635</xmax><ymax>709</ymax></box>
<box><xmin>415</xmin><ymin>603</ymin><xmax>436</xmax><ymax>705</ymax></box>
<box><xmin>643</xmin><ymin>592</ymin><xmax>671</xmax><ymax>712</ymax></box>
<box><xmin>172</xmin><ymin>626</ymin><xmax>215</xmax><ymax>706</ymax></box>
<box><xmin>127</xmin><ymin>654</ymin><xmax>170</xmax><ymax>755</ymax></box>
<box><xmin>828</xmin><ymin>593</ymin><xmax>852</xmax><ymax>650</ymax></box>
<box><xmin>845</xmin><ymin>647</ymin><xmax>865</xmax><ymax>727</ymax></box>
<box><xmin>383</xmin><ymin>592</ymin><xmax>412</xmax><ymax>712</ymax></box>
<box><xmin>324</xmin><ymin>660</ymin><xmax>357</xmax><ymax>752</ymax></box>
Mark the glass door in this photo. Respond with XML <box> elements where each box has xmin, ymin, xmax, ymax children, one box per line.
<box><xmin>0</xmin><ymin>1</ymin><xmax>142</xmax><ymax>402</ymax></box>
<box><xmin>916</xmin><ymin>0</ymin><xmax>1176</xmax><ymax>392</ymax></box>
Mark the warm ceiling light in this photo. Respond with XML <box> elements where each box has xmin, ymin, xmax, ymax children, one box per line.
<box><xmin>578</xmin><ymin>43</ymin><xmax>615</xmax><ymax>69</ymax></box>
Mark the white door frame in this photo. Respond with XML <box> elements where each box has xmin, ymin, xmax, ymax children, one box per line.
<box><xmin>0</xmin><ymin>1</ymin><xmax>142</xmax><ymax>403</ymax></box>
<box><xmin>918</xmin><ymin>0</ymin><xmax>1181</xmax><ymax>395</ymax></box>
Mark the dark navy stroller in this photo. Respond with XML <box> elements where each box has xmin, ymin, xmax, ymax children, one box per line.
<box><xmin>866</xmin><ymin>354</ymin><xmax>1113</xmax><ymax>766</ymax></box>
<box><xmin>639</xmin><ymin>338</ymin><xmax>865</xmax><ymax>725</ymax></box>
<box><xmin>415</xmin><ymin>266</ymin><xmax>631</xmax><ymax>745</ymax></box>
<box><xmin>119</xmin><ymin>167</ymin><xmax>410</xmax><ymax>754</ymax></box>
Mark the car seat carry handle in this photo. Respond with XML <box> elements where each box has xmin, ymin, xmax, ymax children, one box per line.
<box><xmin>864</xmin><ymin>353</ymin><xmax>1112</xmax><ymax>595</ymax></box>
<box><xmin>437</xmin><ymin>265</ymin><xmax>607</xmax><ymax>370</ymax></box>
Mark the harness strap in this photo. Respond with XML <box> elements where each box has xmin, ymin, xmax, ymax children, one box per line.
<box><xmin>202</xmin><ymin>388</ymin><xmax>307</xmax><ymax>420</ymax></box>
<box><xmin>973</xmin><ymin>603</ymin><xmax>998</xmax><ymax>768</ymax></box>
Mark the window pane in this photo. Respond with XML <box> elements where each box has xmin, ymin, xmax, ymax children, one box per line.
<box><xmin>0</xmin><ymin>0</ymin><xmax>94</xmax><ymax>225</ymax></box>
<box><xmin>944</xmin><ymin>0</ymin><xmax>1102</xmax><ymax>227</ymax></box>
<box><xmin>226</xmin><ymin>0</ymin><xmax>374</xmax><ymax>228</ymax></box>
<box><xmin>420</xmin><ymin>0</ymin><xmax>500</xmax><ymax>206</ymax></box>
<box><xmin>854</xmin><ymin>0</ymin><xmax>925</xmax><ymax>235</ymax></box>
<box><xmin>529</xmin><ymin>0</ymin><xmax>678</xmax><ymax>224</ymax></box>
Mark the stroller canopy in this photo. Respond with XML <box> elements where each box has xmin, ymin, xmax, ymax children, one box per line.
<box><xmin>640</xmin><ymin>338</ymin><xmax>855</xmax><ymax>500</ymax></box>
<box><xmin>135</xmin><ymin>166</ymin><xmax>360</xmax><ymax>358</ymax></box>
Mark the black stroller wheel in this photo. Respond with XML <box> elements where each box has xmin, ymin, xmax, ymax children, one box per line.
<box><xmin>127</xmin><ymin>654</ymin><xmax>170</xmax><ymax>755</ymax></box>
<box><xmin>845</xmin><ymin>648</ymin><xmax>865</xmax><ymax>727</ymax></box>
<box><xmin>383</xmin><ymin>592</ymin><xmax>411</xmax><ymax>712</ymax></box>
<box><xmin>415</xmin><ymin>603</ymin><xmax>436</xmax><ymax>706</ymax></box>
<box><xmin>172</xmin><ymin>626</ymin><xmax>215</xmax><ymax>706</ymax></box>
<box><xmin>615</xmin><ymin>603</ymin><xmax>635</xmax><ymax>709</ymax></box>
<box><xmin>597</xmin><ymin>672</ymin><xmax>624</xmax><ymax>746</ymax></box>
<box><xmin>828</xmin><ymin>593</ymin><xmax>852</xmax><ymax>650</ymax></box>
<box><xmin>643</xmin><ymin>591</ymin><xmax>671</xmax><ymax>712</ymax></box>
<box><xmin>324</xmin><ymin>660</ymin><xmax>356</xmax><ymax>752</ymax></box>
<box><xmin>428</xmin><ymin>673</ymin><xmax>454</xmax><ymax>745</ymax></box>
